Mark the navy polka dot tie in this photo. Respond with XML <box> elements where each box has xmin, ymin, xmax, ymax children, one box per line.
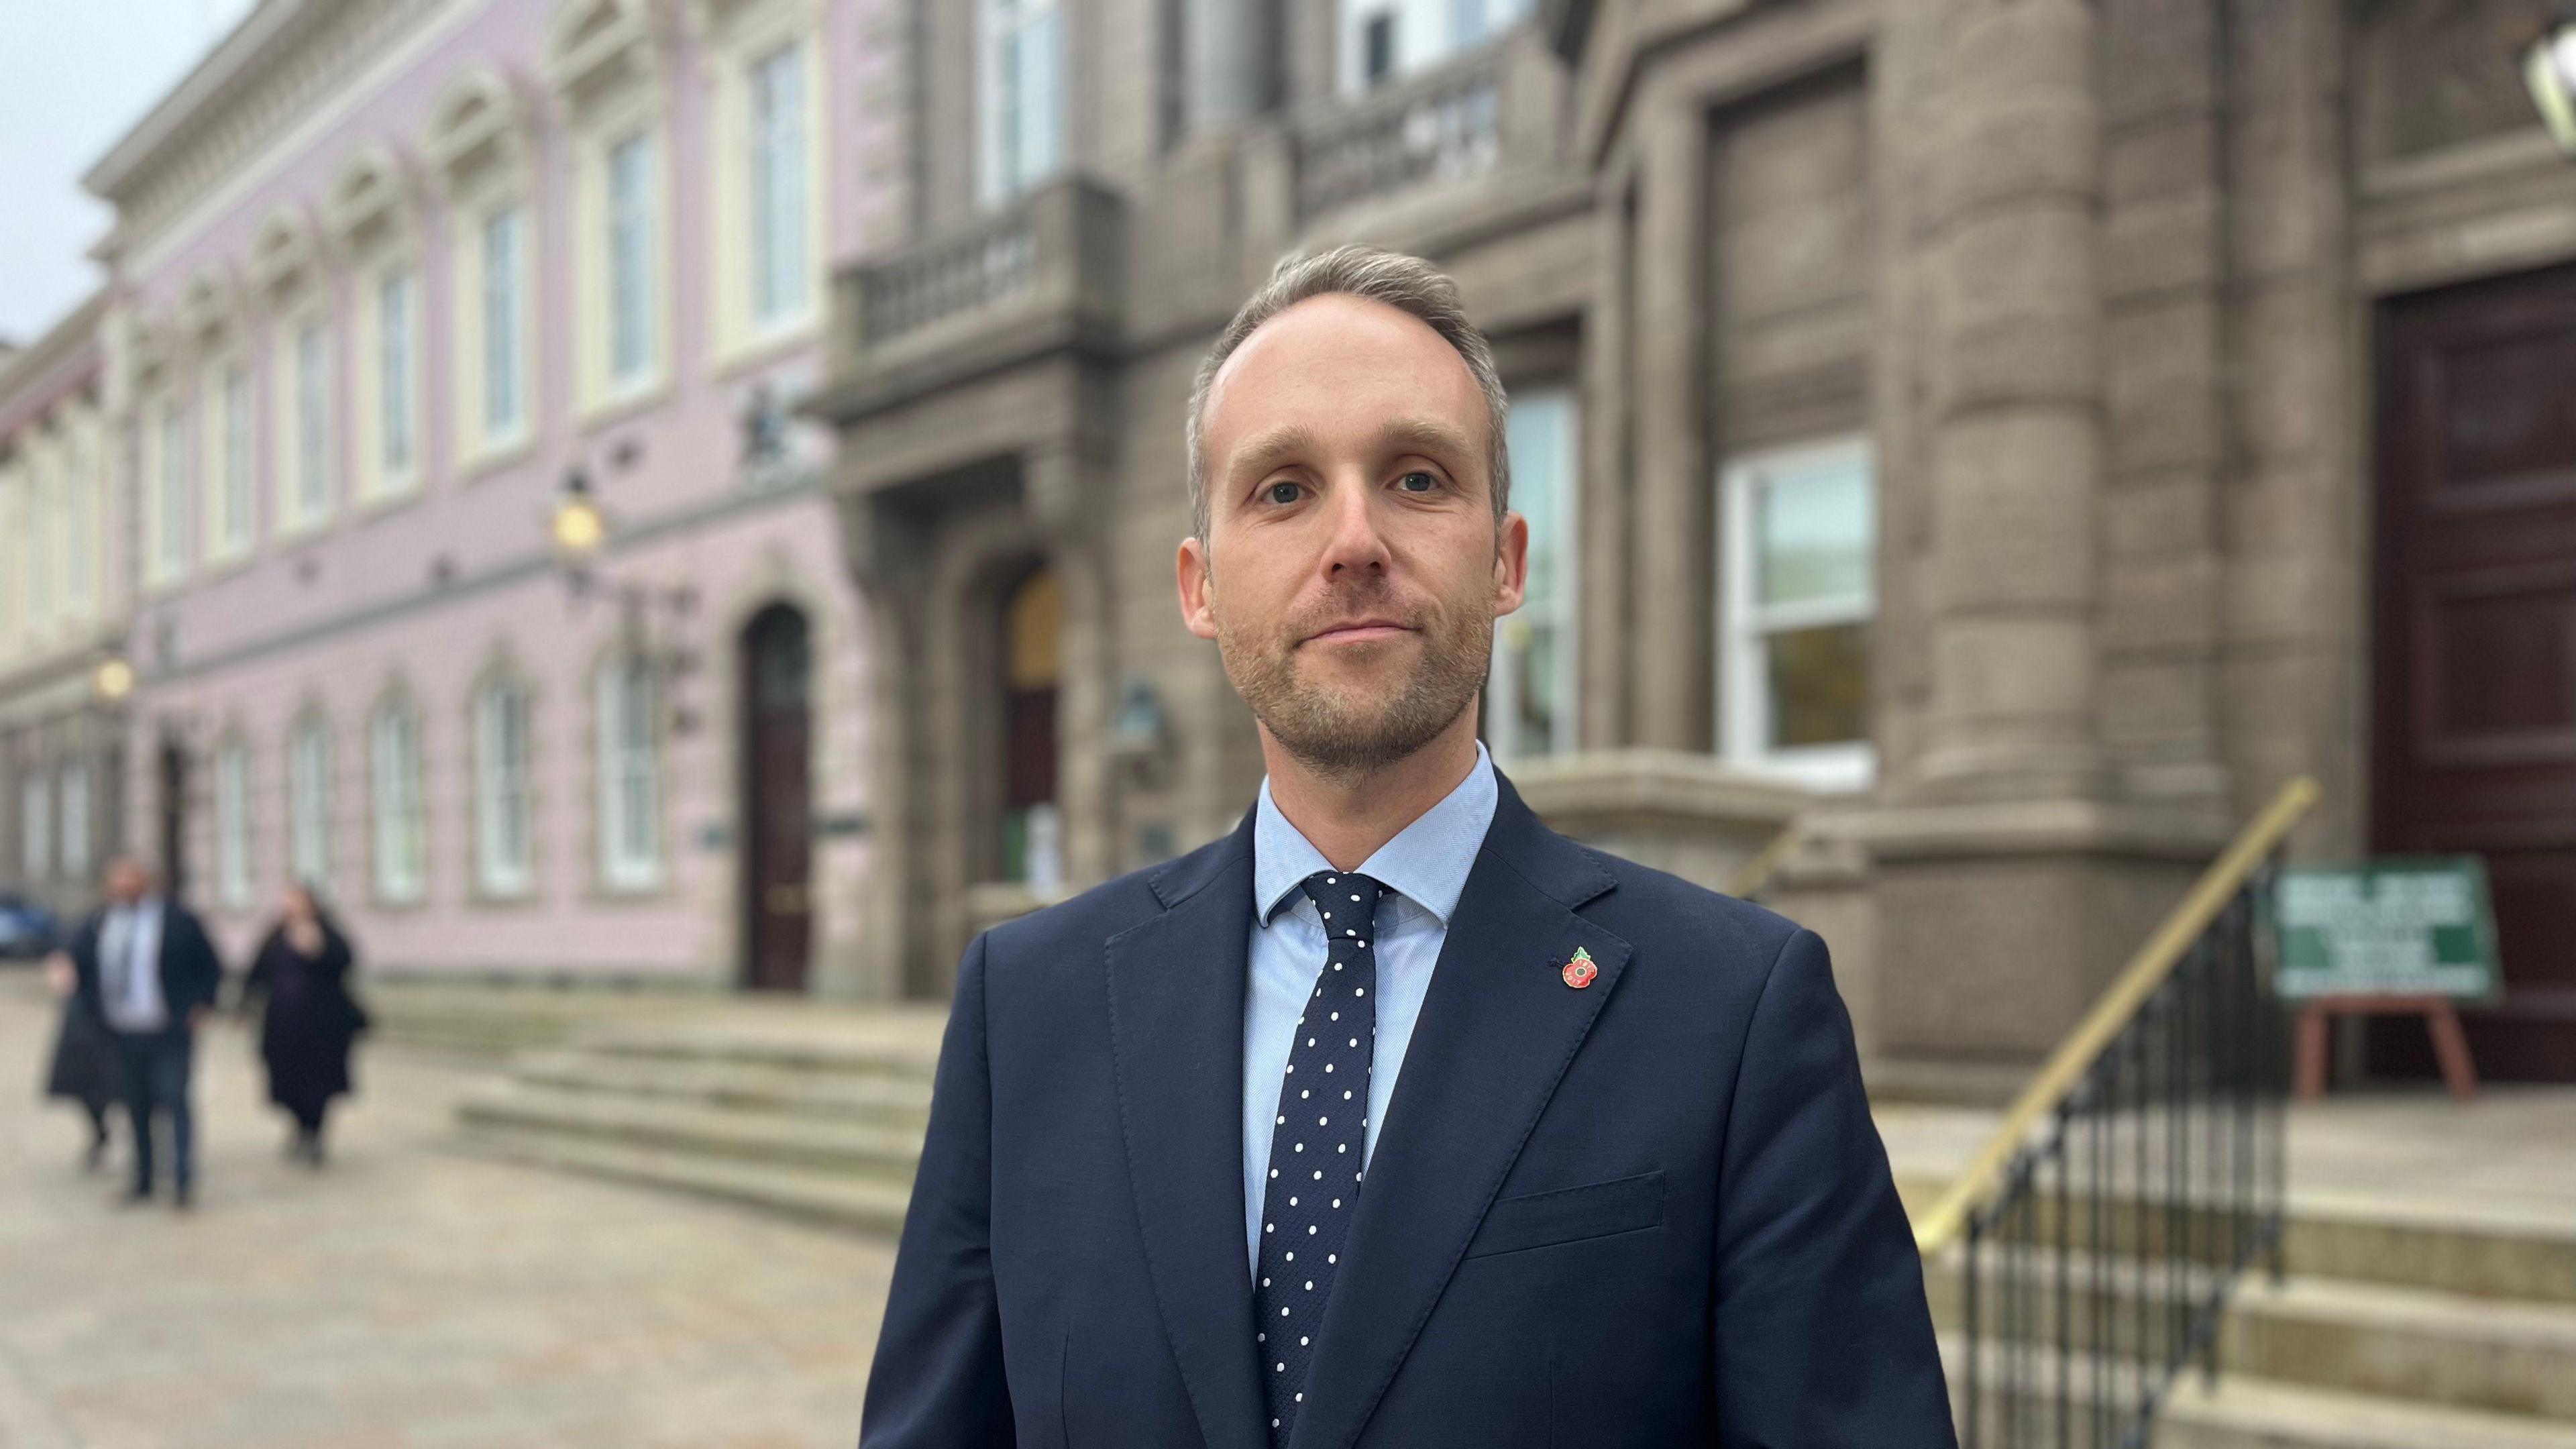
<box><xmin>1253</xmin><ymin>869</ymin><xmax>1386</xmax><ymax>1446</ymax></box>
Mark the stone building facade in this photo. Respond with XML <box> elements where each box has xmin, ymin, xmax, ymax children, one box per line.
<box><xmin>812</xmin><ymin>0</ymin><xmax>2576</xmax><ymax>1083</ymax></box>
<box><xmin>78</xmin><ymin>0</ymin><xmax>908</xmax><ymax>994</ymax></box>
<box><xmin>0</xmin><ymin>294</ymin><xmax>131</xmax><ymax>924</ymax></box>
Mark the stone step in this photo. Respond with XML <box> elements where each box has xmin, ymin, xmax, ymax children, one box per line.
<box><xmin>571</xmin><ymin>1024</ymin><xmax>945</xmax><ymax>1079</ymax></box>
<box><xmin>455</xmin><ymin>1126</ymin><xmax>914</xmax><ymax>1236</ymax></box>
<box><xmin>508</xmin><ymin>1049</ymin><xmax>936</xmax><ymax>1128</ymax></box>
<box><xmin>1928</xmin><ymin>1250</ymin><xmax>2576</xmax><ymax>1421</ymax></box>
<box><xmin>1951</xmin><ymin>1344</ymin><xmax>2576</xmax><ymax>1449</ymax></box>
<box><xmin>457</xmin><ymin>1085</ymin><xmax>924</xmax><ymax>1183</ymax></box>
<box><xmin>1913</xmin><ymin>1185</ymin><xmax>2576</xmax><ymax>1306</ymax></box>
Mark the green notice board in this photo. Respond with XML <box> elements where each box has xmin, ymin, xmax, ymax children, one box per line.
<box><xmin>2271</xmin><ymin>859</ymin><xmax>2502</xmax><ymax>1003</ymax></box>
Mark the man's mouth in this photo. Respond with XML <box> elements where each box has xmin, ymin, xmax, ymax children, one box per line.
<box><xmin>1303</xmin><ymin>619</ymin><xmax>1415</xmax><ymax>645</ymax></box>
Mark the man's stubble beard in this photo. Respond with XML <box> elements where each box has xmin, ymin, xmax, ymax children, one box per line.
<box><xmin>1213</xmin><ymin>571</ymin><xmax>1493</xmax><ymax>778</ymax></box>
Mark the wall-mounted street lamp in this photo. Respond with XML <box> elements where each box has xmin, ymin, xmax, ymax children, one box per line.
<box><xmin>550</xmin><ymin>465</ymin><xmax>703</xmax><ymax>735</ymax></box>
<box><xmin>2526</xmin><ymin>2</ymin><xmax>2576</xmax><ymax>158</ymax></box>
<box><xmin>91</xmin><ymin>655</ymin><xmax>135</xmax><ymax>705</ymax></box>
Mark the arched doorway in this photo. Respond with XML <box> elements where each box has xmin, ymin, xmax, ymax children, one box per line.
<box><xmin>158</xmin><ymin>735</ymin><xmax>189</xmax><ymax>900</ymax></box>
<box><xmin>998</xmin><ymin>564</ymin><xmax>1061</xmax><ymax>892</ymax></box>
<box><xmin>739</xmin><ymin>604</ymin><xmax>812</xmax><ymax>992</ymax></box>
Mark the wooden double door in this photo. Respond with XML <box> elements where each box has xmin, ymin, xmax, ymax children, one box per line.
<box><xmin>2373</xmin><ymin>264</ymin><xmax>2576</xmax><ymax>1081</ymax></box>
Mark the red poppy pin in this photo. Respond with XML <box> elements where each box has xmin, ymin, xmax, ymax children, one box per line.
<box><xmin>1561</xmin><ymin>947</ymin><xmax>1599</xmax><ymax>989</ymax></box>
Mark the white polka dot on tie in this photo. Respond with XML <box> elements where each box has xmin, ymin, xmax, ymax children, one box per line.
<box><xmin>1346</xmin><ymin>928</ymin><xmax>1358</xmax><ymax>937</ymax></box>
<box><xmin>1295</xmin><ymin>1391</ymin><xmax>1304</xmax><ymax>1402</ymax></box>
<box><xmin>1307</xmin><ymin>1224</ymin><xmax>1318</xmax><ymax>1235</ymax></box>
<box><xmin>1299</xmin><ymin>1336</ymin><xmax>1309</xmax><ymax>1346</ymax></box>
<box><xmin>1350</xmin><ymin>894</ymin><xmax>1360</xmax><ymax>902</ymax></box>
<box><xmin>1355</xmin><ymin>987</ymin><xmax>1366</xmax><ymax>997</ymax></box>
<box><xmin>1330</xmin><ymin>1012</ymin><xmax>1340</xmax><ymax>1021</ymax></box>
<box><xmin>1319</xmin><ymin>1116</ymin><xmax>1329</xmax><ymax>1126</ymax></box>
<box><xmin>1332</xmin><ymin>1198</ymin><xmax>1342</xmax><ymax>1208</ymax></box>
<box><xmin>1312</xmin><ymin>1169</ymin><xmax>1322</xmax><ymax>1179</ymax></box>
<box><xmin>1269</xmin><ymin>1169</ymin><xmax>1278</xmax><ymax>1178</ymax></box>
<box><xmin>1328</xmin><ymin>1253</ymin><xmax>1337</xmax><ymax>1263</ymax></box>
<box><xmin>1324</xmin><ymin>1063</ymin><xmax>1334</xmax><ymax>1073</ymax></box>
<box><xmin>1277</xmin><ymin>1115</ymin><xmax>1285</xmax><ymax>1124</ymax></box>
<box><xmin>1342</xmin><ymin>1090</ymin><xmax>1352</xmax><ymax>1099</ymax></box>
<box><xmin>1338</xmin><ymin>1143</ymin><xmax>1348</xmax><ymax>1153</ymax></box>
<box><xmin>1285</xmin><ymin>1252</ymin><xmax>1293</xmax><ymax>1260</ymax></box>
<box><xmin>1349</xmin><ymin>1038</ymin><xmax>1358</xmax><ymax>1047</ymax></box>
<box><xmin>1262</xmin><ymin>1277</ymin><xmax>1271</xmax><ymax>1286</ymax></box>
<box><xmin>1306</xmin><ymin>1037</ymin><xmax>1316</xmax><ymax>1046</ymax></box>
<box><xmin>1358</xmin><ymin>942</ymin><xmax>1368</xmax><ymax>950</ymax></box>
<box><xmin>1305</xmin><ymin>1280</ymin><xmax>1314</xmax><ymax>1290</ymax></box>
<box><xmin>1288</xmin><ymin>1197</ymin><xmax>1297</xmax><ymax>1206</ymax></box>
<box><xmin>1295</xmin><ymin>1142</ymin><xmax>1304</xmax><ymax>1152</ymax></box>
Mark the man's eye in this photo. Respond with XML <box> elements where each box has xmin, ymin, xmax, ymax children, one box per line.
<box><xmin>1264</xmin><ymin>481</ymin><xmax>1303</xmax><ymax>505</ymax></box>
<box><xmin>1397</xmin><ymin>471</ymin><xmax>1438</xmax><ymax>493</ymax></box>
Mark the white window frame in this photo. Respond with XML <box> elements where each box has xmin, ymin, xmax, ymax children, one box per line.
<box><xmin>150</xmin><ymin>398</ymin><xmax>189</xmax><ymax>584</ymax></box>
<box><xmin>594</xmin><ymin>654</ymin><xmax>663</xmax><ymax>891</ymax></box>
<box><xmin>276</xmin><ymin>312</ymin><xmax>336</xmax><ymax>533</ymax></box>
<box><xmin>288</xmin><ymin>714</ymin><xmax>334</xmax><ymax>888</ymax></box>
<box><xmin>574</xmin><ymin>111</ymin><xmax>670</xmax><ymax>413</ymax></box>
<box><xmin>216</xmin><ymin>741</ymin><xmax>255</xmax><ymax>911</ymax></box>
<box><xmin>19</xmin><ymin>773</ymin><xmax>51</xmax><ymax>883</ymax></box>
<box><xmin>60</xmin><ymin>418</ymin><xmax>97</xmax><ymax>617</ymax></box>
<box><xmin>474</xmin><ymin>680</ymin><xmax>535</xmax><ymax>898</ymax></box>
<box><xmin>356</xmin><ymin>260</ymin><xmax>424</xmax><ymax>502</ymax></box>
<box><xmin>977</xmin><ymin>0</ymin><xmax>1064</xmax><ymax>207</ymax></box>
<box><xmin>370</xmin><ymin>699</ymin><xmax>428</xmax><ymax>905</ymax></box>
<box><xmin>462</xmin><ymin>199</ymin><xmax>535</xmax><ymax>461</ymax></box>
<box><xmin>58</xmin><ymin>761</ymin><xmax>91</xmax><ymax>881</ymax></box>
<box><xmin>1487</xmin><ymin>384</ymin><xmax>1579</xmax><ymax>763</ymax></box>
<box><xmin>203</xmin><ymin>358</ymin><xmax>256</xmax><ymax>562</ymax></box>
<box><xmin>1718</xmin><ymin>437</ymin><xmax>1877</xmax><ymax>793</ymax></box>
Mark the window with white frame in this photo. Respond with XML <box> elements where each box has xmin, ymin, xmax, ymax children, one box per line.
<box><xmin>26</xmin><ymin>458</ymin><xmax>55</xmax><ymax>629</ymax></box>
<box><xmin>474</xmin><ymin>679</ymin><xmax>534</xmax><ymax>896</ymax></box>
<box><xmin>370</xmin><ymin>698</ymin><xmax>427</xmax><ymax>904</ymax></box>
<box><xmin>747</xmin><ymin>40</ymin><xmax>810</xmax><ymax>331</ymax></box>
<box><xmin>288</xmin><ymin>714</ymin><xmax>333</xmax><ymax>888</ymax></box>
<box><xmin>374</xmin><ymin>267</ymin><xmax>421</xmax><ymax>492</ymax></box>
<box><xmin>62</xmin><ymin>427</ymin><xmax>95</xmax><ymax>614</ymax></box>
<box><xmin>604</xmin><ymin>129</ymin><xmax>659</xmax><ymax>391</ymax></box>
<box><xmin>154</xmin><ymin>401</ymin><xmax>188</xmax><ymax>580</ymax></box>
<box><xmin>1719</xmin><ymin>438</ymin><xmax>1876</xmax><ymax>791</ymax></box>
<box><xmin>57</xmin><ymin>761</ymin><xmax>91</xmax><ymax>880</ymax></box>
<box><xmin>978</xmin><ymin>0</ymin><xmax>1063</xmax><ymax>206</ymax></box>
<box><xmin>1487</xmin><ymin>385</ymin><xmax>1578</xmax><ymax>763</ymax></box>
<box><xmin>288</xmin><ymin>318</ymin><xmax>333</xmax><ymax>527</ymax></box>
<box><xmin>1339</xmin><ymin>0</ymin><xmax>1531</xmax><ymax>93</ymax></box>
<box><xmin>480</xmin><ymin>203</ymin><xmax>531</xmax><ymax>445</ymax></box>
<box><xmin>216</xmin><ymin>741</ymin><xmax>254</xmax><ymax>910</ymax></box>
<box><xmin>208</xmin><ymin>362</ymin><xmax>254</xmax><ymax>557</ymax></box>
<box><xmin>595</xmin><ymin>654</ymin><xmax>661</xmax><ymax>890</ymax></box>
<box><xmin>19</xmin><ymin>773</ymin><xmax>50</xmax><ymax>882</ymax></box>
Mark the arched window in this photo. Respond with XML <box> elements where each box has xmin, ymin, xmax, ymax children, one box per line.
<box><xmin>595</xmin><ymin>653</ymin><xmax>663</xmax><ymax>890</ymax></box>
<box><xmin>473</xmin><ymin>677</ymin><xmax>535</xmax><ymax>896</ymax></box>
<box><xmin>370</xmin><ymin>696</ymin><xmax>428</xmax><ymax>904</ymax></box>
<box><xmin>426</xmin><ymin>68</ymin><xmax>539</xmax><ymax>468</ymax></box>
<box><xmin>288</xmin><ymin>713</ymin><xmax>335</xmax><ymax>888</ymax></box>
<box><xmin>215</xmin><ymin>739</ymin><xmax>255</xmax><ymax>911</ymax></box>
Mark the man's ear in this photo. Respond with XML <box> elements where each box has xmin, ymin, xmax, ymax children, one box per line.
<box><xmin>1177</xmin><ymin>533</ymin><xmax>1220</xmax><ymax>641</ymax></box>
<box><xmin>1491</xmin><ymin>509</ymin><xmax>1530</xmax><ymax>618</ymax></box>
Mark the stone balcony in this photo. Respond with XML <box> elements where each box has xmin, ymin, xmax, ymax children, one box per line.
<box><xmin>808</xmin><ymin>175</ymin><xmax>1128</xmax><ymax>427</ymax></box>
<box><xmin>1291</xmin><ymin>32</ymin><xmax>1570</xmax><ymax>228</ymax></box>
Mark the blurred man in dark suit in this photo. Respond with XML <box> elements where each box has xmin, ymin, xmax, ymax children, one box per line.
<box><xmin>66</xmin><ymin>855</ymin><xmax>223</xmax><ymax>1210</ymax></box>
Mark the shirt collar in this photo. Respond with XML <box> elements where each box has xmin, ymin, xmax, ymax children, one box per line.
<box><xmin>1252</xmin><ymin>741</ymin><xmax>1499</xmax><ymax>929</ymax></box>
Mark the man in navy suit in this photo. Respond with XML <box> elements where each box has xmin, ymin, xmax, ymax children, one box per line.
<box><xmin>66</xmin><ymin>855</ymin><xmax>225</xmax><ymax>1209</ymax></box>
<box><xmin>861</xmin><ymin>246</ymin><xmax>1951</xmax><ymax>1448</ymax></box>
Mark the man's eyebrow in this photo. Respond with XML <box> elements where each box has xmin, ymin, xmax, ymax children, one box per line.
<box><xmin>1220</xmin><ymin>418</ymin><xmax>1483</xmax><ymax>488</ymax></box>
<box><xmin>1225</xmin><ymin>423</ymin><xmax>1328</xmax><ymax>482</ymax></box>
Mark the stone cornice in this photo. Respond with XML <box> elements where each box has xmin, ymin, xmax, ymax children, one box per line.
<box><xmin>83</xmin><ymin>0</ymin><xmax>452</xmax><ymax>270</ymax></box>
<box><xmin>0</xmin><ymin>293</ymin><xmax>107</xmax><ymax>438</ymax></box>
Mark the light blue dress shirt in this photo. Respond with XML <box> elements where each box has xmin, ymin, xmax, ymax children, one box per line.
<box><xmin>1242</xmin><ymin>743</ymin><xmax>1499</xmax><ymax>1273</ymax></box>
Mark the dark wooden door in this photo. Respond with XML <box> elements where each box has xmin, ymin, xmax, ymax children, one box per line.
<box><xmin>741</xmin><ymin>606</ymin><xmax>812</xmax><ymax>993</ymax></box>
<box><xmin>158</xmin><ymin>738</ymin><xmax>189</xmax><ymax>901</ymax></box>
<box><xmin>2373</xmin><ymin>264</ymin><xmax>2576</xmax><ymax>1082</ymax></box>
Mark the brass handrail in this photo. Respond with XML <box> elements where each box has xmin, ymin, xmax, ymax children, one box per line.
<box><xmin>1911</xmin><ymin>775</ymin><xmax>2320</xmax><ymax>1256</ymax></box>
<box><xmin>1724</xmin><ymin>821</ymin><xmax>1802</xmax><ymax>900</ymax></box>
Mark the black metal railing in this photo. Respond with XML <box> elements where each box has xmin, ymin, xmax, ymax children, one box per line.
<box><xmin>1917</xmin><ymin>779</ymin><xmax>2315</xmax><ymax>1449</ymax></box>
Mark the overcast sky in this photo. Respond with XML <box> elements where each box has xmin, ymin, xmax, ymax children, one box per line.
<box><xmin>0</xmin><ymin>0</ymin><xmax>257</xmax><ymax>345</ymax></box>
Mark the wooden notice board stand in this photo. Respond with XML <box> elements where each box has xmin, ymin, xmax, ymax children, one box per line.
<box><xmin>2293</xmin><ymin>994</ymin><xmax>2479</xmax><ymax>1103</ymax></box>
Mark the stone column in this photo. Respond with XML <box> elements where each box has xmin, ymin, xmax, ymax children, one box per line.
<box><xmin>1027</xmin><ymin>444</ymin><xmax>1118</xmax><ymax>891</ymax></box>
<box><xmin>1626</xmin><ymin>101</ymin><xmax>1712</xmax><ymax>751</ymax></box>
<box><xmin>1913</xmin><ymin>0</ymin><xmax>2108</xmax><ymax>803</ymax></box>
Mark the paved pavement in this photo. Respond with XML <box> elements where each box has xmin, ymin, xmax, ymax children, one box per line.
<box><xmin>0</xmin><ymin>977</ymin><xmax>893</xmax><ymax>1449</ymax></box>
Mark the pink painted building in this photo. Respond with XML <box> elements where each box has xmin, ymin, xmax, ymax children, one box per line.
<box><xmin>83</xmin><ymin>0</ymin><xmax>908</xmax><ymax>996</ymax></box>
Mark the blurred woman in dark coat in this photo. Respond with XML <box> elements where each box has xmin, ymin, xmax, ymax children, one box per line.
<box><xmin>241</xmin><ymin>883</ymin><xmax>369</xmax><ymax>1165</ymax></box>
<box><xmin>41</xmin><ymin>949</ymin><xmax>125</xmax><ymax>1170</ymax></box>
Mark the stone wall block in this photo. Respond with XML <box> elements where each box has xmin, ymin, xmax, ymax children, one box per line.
<box><xmin>2102</xmin><ymin>553</ymin><xmax>2220</xmax><ymax>655</ymax></box>
<box><xmin>2106</xmin><ymin>113</ymin><xmax>2219</xmax><ymax>207</ymax></box>
<box><xmin>2104</xmin><ymin>297</ymin><xmax>2222</xmax><ymax>472</ymax></box>
<box><xmin>1937</xmin><ymin>95</ymin><xmax>2098</xmax><ymax>217</ymax></box>
<box><xmin>2099</xmin><ymin>656</ymin><xmax>2218</xmax><ymax>745</ymax></box>
<box><xmin>2102</xmin><ymin>191</ymin><xmax>2222</xmax><ymax>301</ymax></box>
<box><xmin>2097</xmin><ymin>0</ymin><xmax>2217</xmax><ymax>127</ymax></box>
<box><xmin>2233</xmin><ymin>281</ymin><xmax>2335</xmax><ymax>464</ymax></box>
<box><xmin>1933</xmin><ymin>203</ymin><xmax>2102</xmax><ymax>411</ymax></box>
<box><xmin>2104</xmin><ymin>473</ymin><xmax>2216</xmax><ymax>559</ymax></box>
<box><xmin>1929</xmin><ymin>409</ymin><xmax>2102</xmax><ymax>609</ymax></box>
<box><xmin>1933</xmin><ymin>616</ymin><xmax>2097</xmax><ymax>725</ymax></box>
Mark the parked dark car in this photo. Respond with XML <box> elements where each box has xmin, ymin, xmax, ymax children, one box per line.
<box><xmin>0</xmin><ymin>894</ymin><xmax>60</xmax><ymax>959</ymax></box>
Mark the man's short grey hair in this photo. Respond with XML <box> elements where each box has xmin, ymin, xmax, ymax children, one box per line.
<box><xmin>1185</xmin><ymin>245</ymin><xmax>1510</xmax><ymax>540</ymax></box>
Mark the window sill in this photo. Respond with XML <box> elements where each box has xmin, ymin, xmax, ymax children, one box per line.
<box><xmin>714</xmin><ymin>315</ymin><xmax>822</xmax><ymax>379</ymax></box>
<box><xmin>580</xmin><ymin>374</ymin><xmax>673</xmax><ymax>431</ymax></box>
<box><xmin>458</xmin><ymin>434</ymin><xmax>537</xmax><ymax>485</ymax></box>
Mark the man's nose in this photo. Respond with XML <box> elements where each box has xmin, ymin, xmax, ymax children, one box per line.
<box><xmin>1319</xmin><ymin>478</ymin><xmax>1391</xmax><ymax>576</ymax></box>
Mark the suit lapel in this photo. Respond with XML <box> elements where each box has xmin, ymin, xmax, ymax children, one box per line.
<box><xmin>1289</xmin><ymin>777</ymin><xmax>1630</xmax><ymax>1449</ymax></box>
<box><xmin>1105</xmin><ymin>813</ymin><xmax>1269</xmax><ymax>1449</ymax></box>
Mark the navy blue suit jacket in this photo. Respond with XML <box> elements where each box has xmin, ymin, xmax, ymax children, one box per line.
<box><xmin>863</xmin><ymin>774</ymin><xmax>1951</xmax><ymax>1448</ymax></box>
